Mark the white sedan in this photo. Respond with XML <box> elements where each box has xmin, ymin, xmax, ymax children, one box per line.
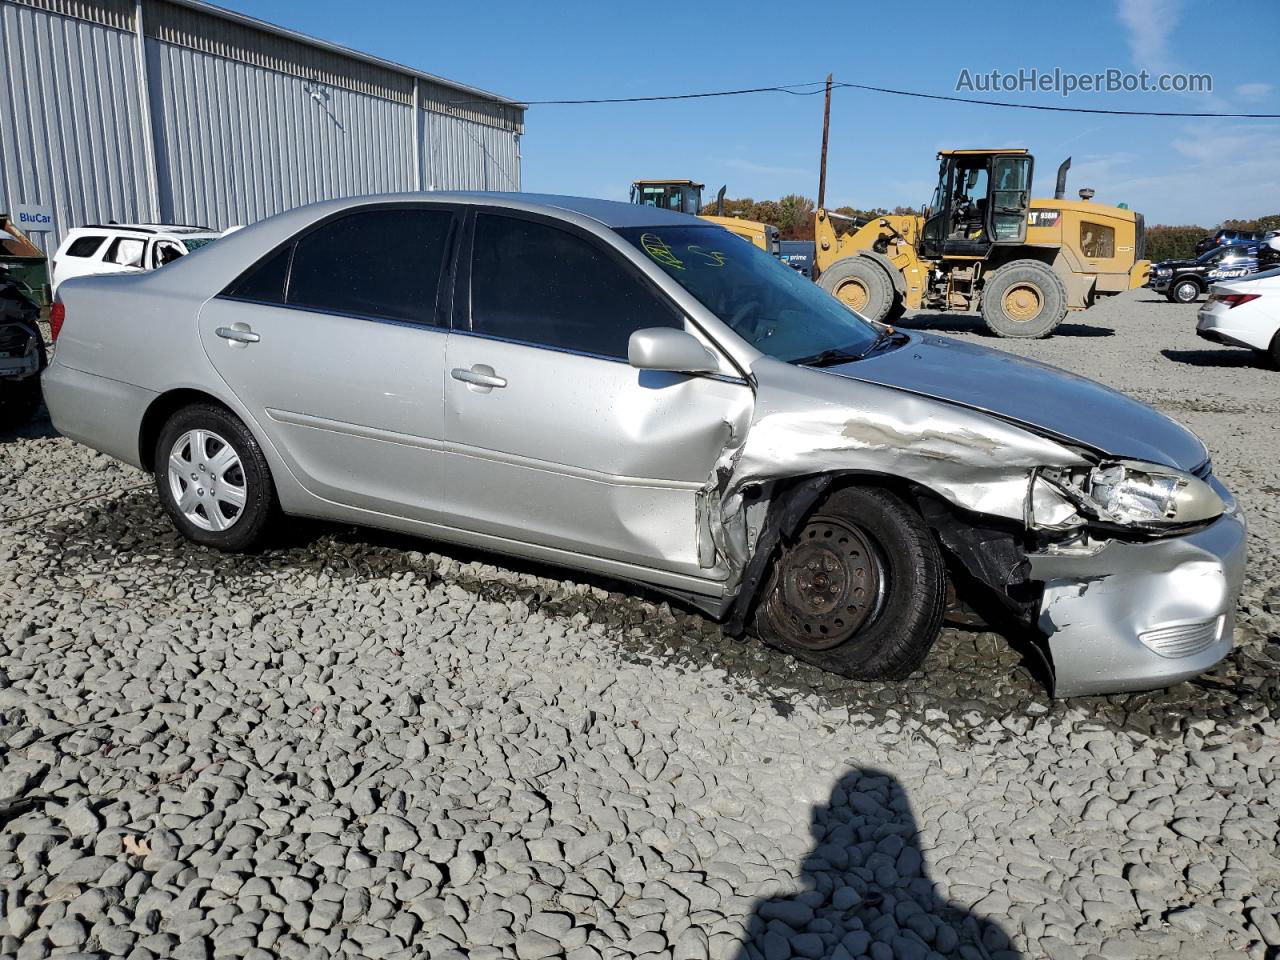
<box><xmin>1197</xmin><ymin>268</ymin><xmax>1280</xmax><ymax>364</ymax></box>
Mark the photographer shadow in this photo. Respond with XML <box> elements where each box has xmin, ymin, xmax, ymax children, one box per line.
<box><xmin>734</xmin><ymin>768</ymin><xmax>1022</xmax><ymax>960</ymax></box>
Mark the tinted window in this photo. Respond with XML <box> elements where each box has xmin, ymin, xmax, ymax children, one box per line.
<box><xmin>470</xmin><ymin>214</ymin><xmax>680</xmax><ymax>358</ymax></box>
<box><xmin>226</xmin><ymin>245</ymin><xmax>292</xmax><ymax>303</ymax></box>
<box><xmin>65</xmin><ymin>235</ymin><xmax>106</xmax><ymax>258</ymax></box>
<box><xmin>287</xmin><ymin>208</ymin><xmax>454</xmax><ymax>324</ymax></box>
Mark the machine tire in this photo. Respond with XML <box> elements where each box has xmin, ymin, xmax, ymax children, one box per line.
<box><xmin>1171</xmin><ymin>278</ymin><xmax>1202</xmax><ymax>304</ymax></box>
<box><xmin>818</xmin><ymin>257</ymin><xmax>895</xmax><ymax>323</ymax></box>
<box><xmin>753</xmin><ymin>485</ymin><xmax>946</xmax><ymax>681</ymax></box>
<box><xmin>154</xmin><ymin>403</ymin><xmax>276</xmax><ymax>552</ymax></box>
<box><xmin>884</xmin><ymin>293</ymin><xmax>906</xmax><ymax>324</ymax></box>
<box><xmin>981</xmin><ymin>259</ymin><xmax>1067</xmax><ymax>338</ymax></box>
<box><xmin>1268</xmin><ymin>330</ymin><xmax>1280</xmax><ymax>369</ymax></box>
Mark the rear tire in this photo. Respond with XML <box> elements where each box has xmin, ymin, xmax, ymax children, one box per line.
<box><xmin>981</xmin><ymin>259</ymin><xmax>1067</xmax><ymax>338</ymax></box>
<box><xmin>1171</xmin><ymin>278</ymin><xmax>1201</xmax><ymax>304</ymax></box>
<box><xmin>154</xmin><ymin>403</ymin><xmax>276</xmax><ymax>552</ymax></box>
<box><xmin>1269</xmin><ymin>330</ymin><xmax>1280</xmax><ymax>369</ymax></box>
<box><xmin>819</xmin><ymin>257</ymin><xmax>895</xmax><ymax>323</ymax></box>
<box><xmin>753</xmin><ymin>486</ymin><xmax>946</xmax><ymax>680</ymax></box>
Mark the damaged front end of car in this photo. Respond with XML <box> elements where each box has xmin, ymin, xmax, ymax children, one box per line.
<box><xmin>704</xmin><ymin>361</ymin><xmax>1247</xmax><ymax>698</ymax></box>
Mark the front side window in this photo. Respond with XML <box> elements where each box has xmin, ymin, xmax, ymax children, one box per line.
<box><xmin>618</xmin><ymin>224</ymin><xmax>878</xmax><ymax>363</ymax></box>
<box><xmin>286</xmin><ymin>208</ymin><xmax>454</xmax><ymax>325</ymax></box>
<box><xmin>154</xmin><ymin>241</ymin><xmax>184</xmax><ymax>267</ymax></box>
<box><xmin>470</xmin><ymin>214</ymin><xmax>681</xmax><ymax>359</ymax></box>
<box><xmin>1079</xmin><ymin>222</ymin><xmax>1116</xmax><ymax>258</ymax></box>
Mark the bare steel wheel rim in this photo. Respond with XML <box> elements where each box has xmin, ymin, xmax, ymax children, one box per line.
<box><xmin>1002</xmin><ymin>282</ymin><xmax>1044</xmax><ymax>323</ymax></box>
<box><xmin>167</xmin><ymin>429</ymin><xmax>247</xmax><ymax>532</ymax></box>
<box><xmin>837</xmin><ymin>278</ymin><xmax>870</xmax><ymax>312</ymax></box>
<box><xmin>1176</xmin><ymin>281</ymin><xmax>1198</xmax><ymax>302</ymax></box>
<box><xmin>766</xmin><ymin>515</ymin><xmax>886</xmax><ymax>651</ymax></box>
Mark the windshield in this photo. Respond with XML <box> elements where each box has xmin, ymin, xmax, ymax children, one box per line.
<box><xmin>617</xmin><ymin>225</ymin><xmax>878</xmax><ymax>363</ymax></box>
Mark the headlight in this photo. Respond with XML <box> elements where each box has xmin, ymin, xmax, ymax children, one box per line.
<box><xmin>1036</xmin><ymin>460</ymin><xmax>1224</xmax><ymax>530</ymax></box>
<box><xmin>1156</xmin><ymin>267</ymin><xmax>1172</xmax><ymax>275</ymax></box>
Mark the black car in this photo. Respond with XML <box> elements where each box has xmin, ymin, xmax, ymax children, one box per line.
<box><xmin>1148</xmin><ymin>243</ymin><xmax>1259</xmax><ymax>303</ymax></box>
<box><xmin>1194</xmin><ymin>228</ymin><xmax>1265</xmax><ymax>257</ymax></box>
<box><xmin>0</xmin><ymin>264</ymin><xmax>46</xmax><ymax>429</ymax></box>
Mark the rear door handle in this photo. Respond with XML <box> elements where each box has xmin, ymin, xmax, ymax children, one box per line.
<box><xmin>451</xmin><ymin>365</ymin><xmax>507</xmax><ymax>390</ymax></box>
<box><xmin>216</xmin><ymin>325</ymin><xmax>260</xmax><ymax>344</ymax></box>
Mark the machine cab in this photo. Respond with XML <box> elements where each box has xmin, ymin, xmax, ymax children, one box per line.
<box><xmin>920</xmin><ymin>150</ymin><xmax>1034</xmax><ymax>259</ymax></box>
<box><xmin>630</xmin><ymin>180</ymin><xmax>704</xmax><ymax>215</ymax></box>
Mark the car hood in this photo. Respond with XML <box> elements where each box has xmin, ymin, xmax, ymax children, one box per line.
<box><xmin>1154</xmin><ymin>259</ymin><xmax>1199</xmax><ymax>270</ymax></box>
<box><xmin>825</xmin><ymin>333</ymin><xmax>1208</xmax><ymax>470</ymax></box>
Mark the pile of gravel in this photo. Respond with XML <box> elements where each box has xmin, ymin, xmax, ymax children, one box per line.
<box><xmin>1</xmin><ymin>291</ymin><xmax>1278</xmax><ymax>960</ymax></box>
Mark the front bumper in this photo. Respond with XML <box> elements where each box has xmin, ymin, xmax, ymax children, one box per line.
<box><xmin>1027</xmin><ymin>487</ymin><xmax>1246</xmax><ymax>697</ymax></box>
<box><xmin>1148</xmin><ymin>275</ymin><xmax>1173</xmax><ymax>293</ymax></box>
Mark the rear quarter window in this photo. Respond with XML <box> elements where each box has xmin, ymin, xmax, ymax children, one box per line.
<box><xmin>64</xmin><ymin>235</ymin><xmax>106</xmax><ymax>258</ymax></box>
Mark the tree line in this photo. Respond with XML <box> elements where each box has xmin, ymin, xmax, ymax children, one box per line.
<box><xmin>711</xmin><ymin>194</ymin><xmax>1279</xmax><ymax>258</ymax></box>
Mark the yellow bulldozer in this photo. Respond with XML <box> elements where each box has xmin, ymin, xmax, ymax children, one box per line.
<box><xmin>629</xmin><ymin>179</ymin><xmax>780</xmax><ymax>255</ymax></box>
<box><xmin>814</xmin><ymin>150</ymin><xmax>1150</xmax><ymax>337</ymax></box>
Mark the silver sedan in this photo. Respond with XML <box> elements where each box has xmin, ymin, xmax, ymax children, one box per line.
<box><xmin>43</xmin><ymin>193</ymin><xmax>1246</xmax><ymax>697</ymax></box>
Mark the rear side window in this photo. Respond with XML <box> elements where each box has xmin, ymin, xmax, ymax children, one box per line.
<box><xmin>105</xmin><ymin>237</ymin><xmax>145</xmax><ymax>267</ymax></box>
<box><xmin>288</xmin><ymin>208</ymin><xmax>453</xmax><ymax>325</ymax></box>
<box><xmin>64</xmin><ymin>235</ymin><xmax>106</xmax><ymax>258</ymax></box>
<box><xmin>226</xmin><ymin>245</ymin><xmax>292</xmax><ymax>302</ymax></box>
<box><xmin>470</xmin><ymin>214</ymin><xmax>680</xmax><ymax>359</ymax></box>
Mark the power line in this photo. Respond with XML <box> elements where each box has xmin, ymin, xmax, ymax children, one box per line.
<box><xmin>836</xmin><ymin>82</ymin><xmax>1280</xmax><ymax>118</ymax></box>
<box><xmin>450</xmin><ymin>79</ymin><xmax>1280</xmax><ymax>119</ymax></box>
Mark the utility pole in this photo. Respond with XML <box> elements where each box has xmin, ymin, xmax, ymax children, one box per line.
<box><xmin>817</xmin><ymin>73</ymin><xmax>833</xmax><ymax>211</ymax></box>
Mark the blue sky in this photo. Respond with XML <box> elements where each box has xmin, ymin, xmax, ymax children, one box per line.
<box><xmin>218</xmin><ymin>0</ymin><xmax>1279</xmax><ymax>226</ymax></box>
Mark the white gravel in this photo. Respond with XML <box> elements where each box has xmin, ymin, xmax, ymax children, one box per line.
<box><xmin>1</xmin><ymin>291</ymin><xmax>1278</xmax><ymax>960</ymax></box>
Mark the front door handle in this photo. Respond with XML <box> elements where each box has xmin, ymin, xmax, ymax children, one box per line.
<box><xmin>451</xmin><ymin>365</ymin><xmax>507</xmax><ymax>391</ymax></box>
<box><xmin>216</xmin><ymin>325</ymin><xmax>260</xmax><ymax>344</ymax></box>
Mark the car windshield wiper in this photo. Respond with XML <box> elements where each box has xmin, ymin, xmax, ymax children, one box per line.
<box><xmin>791</xmin><ymin>346</ymin><xmax>864</xmax><ymax>367</ymax></box>
<box><xmin>856</xmin><ymin>326</ymin><xmax>907</xmax><ymax>359</ymax></box>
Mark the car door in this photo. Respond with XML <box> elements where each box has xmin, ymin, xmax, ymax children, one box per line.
<box><xmin>197</xmin><ymin>203</ymin><xmax>460</xmax><ymax>522</ymax></box>
<box><xmin>443</xmin><ymin>210</ymin><xmax>752</xmax><ymax>577</ymax></box>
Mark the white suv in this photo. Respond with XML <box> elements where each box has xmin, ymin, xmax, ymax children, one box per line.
<box><xmin>51</xmin><ymin>223</ymin><xmax>223</xmax><ymax>295</ymax></box>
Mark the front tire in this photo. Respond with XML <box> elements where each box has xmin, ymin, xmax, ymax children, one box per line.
<box><xmin>154</xmin><ymin>403</ymin><xmax>276</xmax><ymax>552</ymax></box>
<box><xmin>818</xmin><ymin>257</ymin><xmax>895</xmax><ymax>323</ymax></box>
<box><xmin>1172</xmin><ymin>279</ymin><xmax>1201</xmax><ymax>304</ymax></box>
<box><xmin>753</xmin><ymin>486</ymin><xmax>946</xmax><ymax>680</ymax></box>
<box><xmin>981</xmin><ymin>259</ymin><xmax>1067</xmax><ymax>338</ymax></box>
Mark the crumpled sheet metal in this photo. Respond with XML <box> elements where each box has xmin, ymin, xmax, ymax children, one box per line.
<box><xmin>708</xmin><ymin>366</ymin><xmax>1087</xmax><ymax>589</ymax></box>
<box><xmin>1028</xmin><ymin>508</ymin><xmax>1247</xmax><ymax>696</ymax></box>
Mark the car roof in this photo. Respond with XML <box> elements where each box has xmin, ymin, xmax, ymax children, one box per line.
<box><xmin>75</xmin><ymin>223</ymin><xmax>217</xmax><ymax>236</ymax></box>
<box><xmin>448</xmin><ymin>192</ymin><xmax>706</xmax><ymax>228</ymax></box>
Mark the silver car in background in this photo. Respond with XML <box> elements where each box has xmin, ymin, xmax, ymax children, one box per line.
<box><xmin>43</xmin><ymin>193</ymin><xmax>1245</xmax><ymax>697</ymax></box>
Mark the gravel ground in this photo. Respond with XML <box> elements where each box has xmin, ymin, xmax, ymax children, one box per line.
<box><xmin>1</xmin><ymin>291</ymin><xmax>1278</xmax><ymax>960</ymax></box>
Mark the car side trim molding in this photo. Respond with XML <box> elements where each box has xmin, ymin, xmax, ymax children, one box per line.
<box><xmin>266</xmin><ymin>407</ymin><xmax>446</xmax><ymax>452</ymax></box>
<box><xmin>268</xmin><ymin>407</ymin><xmax>705</xmax><ymax>491</ymax></box>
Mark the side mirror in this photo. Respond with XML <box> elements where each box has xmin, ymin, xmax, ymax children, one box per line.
<box><xmin>628</xmin><ymin>328</ymin><xmax>718</xmax><ymax>374</ymax></box>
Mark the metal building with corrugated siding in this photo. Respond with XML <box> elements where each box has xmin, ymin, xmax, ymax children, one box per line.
<box><xmin>0</xmin><ymin>0</ymin><xmax>525</xmax><ymax>251</ymax></box>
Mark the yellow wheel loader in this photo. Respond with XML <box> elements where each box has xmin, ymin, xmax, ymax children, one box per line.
<box><xmin>814</xmin><ymin>150</ymin><xmax>1150</xmax><ymax>337</ymax></box>
<box><xmin>630</xmin><ymin>180</ymin><xmax>780</xmax><ymax>255</ymax></box>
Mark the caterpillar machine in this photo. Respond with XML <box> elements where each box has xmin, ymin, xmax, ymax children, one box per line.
<box><xmin>813</xmin><ymin>151</ymin><xmax>1150</xmax><ymax>337</ymax></box>
<box><xmin>629</xmin><ymin>180</ymin><xmax>780</xmax><ymax>256</ymax></box>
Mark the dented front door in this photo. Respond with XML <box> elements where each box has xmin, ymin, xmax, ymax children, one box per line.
<box><xmin>444</xmin><ymin>209</ymin><xmax>752</xmax><ymax>575</ymax></box>
<box><xmin>444</xmin><ymin>333</ymin><xmax>750</xmax><ymax>575</ymax></box>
